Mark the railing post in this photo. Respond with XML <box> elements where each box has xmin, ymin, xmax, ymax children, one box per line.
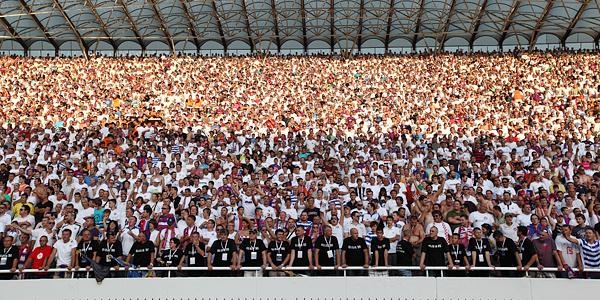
<box><xmin>425</xmin><ymin>269</ymin><xmax>429</xmax><ymax>277</ymax></box>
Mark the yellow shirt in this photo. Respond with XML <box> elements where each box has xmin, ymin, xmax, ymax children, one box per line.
<box><xmin>12</xmin><ymin>202</ymin><xmax>34</xmax><ymax>217</ymax></box>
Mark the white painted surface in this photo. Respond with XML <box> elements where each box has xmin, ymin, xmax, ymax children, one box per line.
<box><xmin>2</xmin><ymin>277</ymin><xmax>600</xmax><ymax>300</ymax></box>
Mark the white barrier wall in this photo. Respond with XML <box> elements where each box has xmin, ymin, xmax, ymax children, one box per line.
<box><xmin>3</xmin><ymin>277</ymin><xmax>600</xmax><ymax>300</ymax></box>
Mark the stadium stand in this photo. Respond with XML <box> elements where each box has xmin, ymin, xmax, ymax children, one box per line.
<box><xmin>0</xmin><ymin>0</ymin><xmax>599</xmax><ymax>286</ymax></box>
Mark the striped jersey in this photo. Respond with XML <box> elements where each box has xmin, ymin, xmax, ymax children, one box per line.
<box><xmin>580</xmin><ymin>239</ymin><xmax>600</xmax><ymax>268</ymax></box>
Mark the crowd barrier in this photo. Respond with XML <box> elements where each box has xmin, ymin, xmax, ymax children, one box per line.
<box><xmin>1</xmin><ymin>271</ymin><xmax>600</xmax><ymax>300</ymax></box>
<box><xmin>2</xmin><ymin>265</ymin><xmax>599</xmax><ymax>278</ymax></box>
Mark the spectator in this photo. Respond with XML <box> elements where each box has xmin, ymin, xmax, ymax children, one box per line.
<box><xmin>74</xmin><ymin>229</ymin><xmax>99</xmax><ymax>277</ymax></box>
<box><xmin>492</xmin><ymin>231</ymin><xmax>522</xmax><ymax>277</ymax></box>
<box><xmin>532</xmin><ymin>229</ymin><xmax>562</xmax><ymax>278</ymax></box>
<box><xmin>21</xmin><ymin>236</ymin><xmax>52</xmax><ymax>279</ymax></box>
<box><xmin>207</xmin><ymin>229</ymin><xmax>237</xmax><ymax>277</ymax></box>
<box><xmin>157</xmin><ymin>238</ymin><xmax>183</xmax><ymax>277</ymax></box>
<box><xmin>95</xmin><ymin>233</ymin><xmax>123</xmax><ymax>278</ymax></box>
<box><xmin>237</xmin><ymin>228</ymin><xmax>267</xmax><ymax>277</ymax></box>
<box><xmin>369</xmin><ymin>227</ymin><xmax>390</xmax><ymax>277</ymax></box>
<box><xmin>180</xmin><ymin>231</ymin><xmax>206</xmax><ymax>277</ymax></box>
<box><xmin>47</xmin><ymin>229</ymin><xmax>77</xmax><ymax>278</ymax></box>
<box><xmin>126</xmin><ymin>232</ymin><xmax>155</xmax><ymax>277</ymax></box>
<box><xmin>468</xmin><ymin>228</ymin><xmax>494</xmax><ymax>277</ymax></box>
<box><xmin>555</xmin><ymin>225</ymin><xmax>583</xmax><ymax>278</ymax></box>
<box><xmin>314</xmin><ymin>225</ymin><xmax>340</xmax><ymax>276</ymax></box>
<box><xmin>420</xmin><ymin>227</ymin><xmax>453</xmax><ymax>277</ymax></box>
<box><xmin>266</xmin><ymin>229</ymin><xmax>291</xmax><ymax>277</ymax></box>
<box><xmin>341</xmin><ymin>228</ymin><xmax>369</xmax><ymax>276</ymax></box>
<box><xmin>564</xmin><ymin>228</ymin><xmax>600</xmax><ymax>279</ymax></box>
<box><xmin>0</xmin><ymin>236</ymin><xmax>18</xmax><ymax>279</ymax></box>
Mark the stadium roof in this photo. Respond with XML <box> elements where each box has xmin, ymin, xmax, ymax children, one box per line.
<box><xmin>0</xmin><ymin>0</ymin><xmax>599</xmax><ymax>57</ymax></box>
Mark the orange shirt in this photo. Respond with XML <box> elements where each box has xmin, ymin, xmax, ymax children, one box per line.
<box><xmin>513</xmin><ymin>90</ymin><xmax>524</xmax><ymax>101</ymax></box>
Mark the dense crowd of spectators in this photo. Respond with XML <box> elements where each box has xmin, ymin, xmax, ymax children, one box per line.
<box><xmin>0</xmin><ymin>51</ymin><xmax>599</xmax><ymax>280</ymax></box>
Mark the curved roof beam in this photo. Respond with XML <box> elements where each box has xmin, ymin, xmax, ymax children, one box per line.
<box><xmin>356</xmin><ymin>0</ymin><xmax>365</xmax><ymax>52</ymax></box>
<box><xmin>149</xmin><ymin>0</ymin><xmax>174</xmax><ymax>54</ymax></box>
<box><xmin>117</xmin><ymin>0</ymin><xmax>145</xmax><ymax>51</ymax></box>
<box><xmin>240</xmin><ymin>0</ymin><xmax>255</xmax><ymax>52</ymax></box>
<box><xmin>18</xmin><ymin>0</ymin><xmax>59</xmax><ymax>51</ymax></box>
<box><xmin>51</xmin><ymin>0</ymin><xmax>89</xmax><ymax>59</ymax></box>
<box><xmin>178</xmin><ymin>0</ymin><xmax>201</xmax><ymax>51</ymax></box>
<box><xmin>528</xmin><ymin>0</ymin><xmax>555</xmax><ymax>50</ymax></box>
<box><xmin>561</xmin><ymin>0</ymin><xmax>590</xmax><ymax>45</ymax></box>
<box><xmin>300</xmin><ymin>0</ymin><xmax>308</xmax><ymax>52</ymax></box>
<box><xmin>499</xmin><ymin>0</ymin><xmax>521</xmax><ymax>47</ymax></box>
<box><xmin>83</xmin><ymin>0</ymin><xmax>117</xmax><ymax>51</ymax></box>
<box><xmin>384</xmin><ymin>0</ymin><xmax>395</xmax><ymax>51</ymax></box>
<box><xmin>330</xmin><ymin>0</ymin><xmax>336</xmax><ymax>52</ymax></box>
<box><xmin>0</xmin><ymin>15</ymin><xmax>28</xmax><ymax>51</ymax></box>
<box><xmin>438</xmin><ymin>0</ymin><xmax>458</xmax><ymax>51</ymax></box>
<box><xmin>210</xmin><ymin>0</ymin><xmax>228</xmax><ymax>52</ymax></box>
<box><xmin>412</xmin><ymin>0</ymin><xmax>426</xmax><ymax>50</ymax></box>
<box><xmin>469</xmin><ymin>0</ymin><xmax>488</xmax><ymax>48</ymax></box>
<box><xmin>270</xmin><ymin>0</ymin><xmax>281</xmax><ymax>51</ymax></box>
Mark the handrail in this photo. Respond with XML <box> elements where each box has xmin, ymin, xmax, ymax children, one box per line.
<box><xmin>2</xmin><ymin>265</ymin><xmax>599</xmax><ymax>274</ymax></box>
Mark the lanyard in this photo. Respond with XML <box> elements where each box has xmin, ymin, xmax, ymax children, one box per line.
<box><xmin>297</xmin><ymin>237</ymin><xmax>304</xmax><ymax>249</ymax></box>
<box><xmin>518</xmin><ymin>238</ymin><xmax>525</xmax><ymax>251</ymax></box>
<box><xmin>107</xmin><ymin>242</ymin><xmax>114</xmax><ymax>253</ymax></box>
<box><xmin>325</xmin><ymin>236</ymin><xmax>332</xmax><ymax>248</ymax></box>
<box><xmin>276</xmin><ymin>241</ymin><xmax>283</xmax><ymax>253</ymax></box>
<box><xmin>167</xmin><ymin>249</ymin><xmax>175</xmax><ymax>260</ymax></box>
<box><xmin>476</xmin><ymin>239</ymin><xmax>483</xmax><ymax>251</ymax></box>
<box><xmin>3</xmin><ymin>246</ymin><xmax>12</xmax><ymax>255</ymax></box>
<box><xmin>452</xmin><ymin>245</ymin><xmax>459</xmax><ymax>258</ymax></box>
<box><xmin>82</xmin><ymin>242</ymin><xmax>91</xmax><ymax>253</ymax></box>
<box><xmin>251</xmin><ymin>240</ymin><xmax>257</xmax><ymax>251</ymax></box>
<box><xmin>220</xmin><ymin>240</ymin><xmax>228</xmax><ymax>251</ymax></box>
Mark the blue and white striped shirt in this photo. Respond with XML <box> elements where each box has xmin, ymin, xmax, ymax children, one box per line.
<box><xmin>580</xmin><ymin>239</ymin><xmax>600</xmax><ymax>268</ymax></box>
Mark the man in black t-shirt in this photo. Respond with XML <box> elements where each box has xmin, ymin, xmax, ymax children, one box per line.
<box><xmin>237</xmin><ymin>229</ymin><xmax>267</xmax><ymax>277</ymax></box>
<box><xmin>517</xmin><ymin>226</ymin><xmax>537</xmax><ymax>277</ymax></box>
<box><xmin>447</xmin><ymin>233</ymin><xmax>469</xmax><ymax>277</ymax></box>
<box><xmin>74</xmin><ymin>229</ymin><xmax>99</xmax><ymax>277</ymax></box>
<box><xmin>314</xmin><ymin>226</ymin><xmax>340</xmax><ymax>276</ymax></box>
<box><xmin>181</xmin><ymin>232</ymin><xmax>206</xmax><ymax>277</ymax></box>
<box><xmin>208</xmin><ymin>229</ymin><xmax>238</xmax><ymax>277</ymax></box>
<box><xmin>420</xmin><ymin>227</ymin><xmax>453</xmax><ymax>277</ymax></box>
<box><xmin>95</xmin><ymin>233</ymin><xmax>123</xmax><ymax>277</ymax></box>
<box><xmin>395</xmin><ymin>230</ymin><xmax>415</xmax><ymax>277</ymax></box>
<box><xmin>493</xmin><ymin>231</ymin><xmax>522</xmax><ymax>277</ymax></box>
<box><xmin>267</xmin><ymin>229</ymin><xmax>291</xmax><ymax>277</ymax></box>
<box><xmin>289</xmin><ymin>226</ymin><xmax>313</xmax><ymax>275</ymax></box>
<box><xmin>468</xmin><ymin>227</ymin><xmax>493</xmax><ymax>277</ymax></box>
<box><xmin>0</xmin><ymin>236</ymin><xmax>19</xmax><ymax>280</ymax></box>
<box><xmin>126</xmin><ymin>232</ymin><xmax>155</xmax><ymax>276</ymax></box>
<box><xmin>157</xmin><ymin>238</ymin><xmax>184</xmax><ymax>277</ymax></box>
<box><xmin>341</xmin><ymin>228</ymin><xmax>369</xmax><ymax>276</ymax></box>
<box><xmin>370</xmin><ymin>228</ymin><xmax>390</xmax><ymax>277</ymax></box>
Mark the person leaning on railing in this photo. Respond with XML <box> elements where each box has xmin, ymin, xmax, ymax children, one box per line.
<box><xmin>341</xmin><ymin>228</ymin><xmax>369</xmax><ymax>276</ymax></box>
<box><xmin>0</xmin><ymin>236</ymin><xmax>18</xmax><ymax>280</ymax></box>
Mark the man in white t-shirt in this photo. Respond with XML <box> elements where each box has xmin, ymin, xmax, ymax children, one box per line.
<box><xmin>47</xmin><ymin>229</ymin><xmax>77</xmax><ymax>277</ymax></box>
<box><xmin>469</xmin><ymin>204</ymin><xmax>495</xmax><ymax>229</ymax></box>
<box><xmin>555</xmin><ymin>225</ymin><xmax>583</xmax><ymax>276</ymax></box>
<box><xmin>383</xmin><ymin>217</ymin><xmax>401</xmax><ymax>275</ymax></box>
<box><xmin>516</xmin><ymin>204</ymin><xmax>533</xmax><ymax>227</ymax></box>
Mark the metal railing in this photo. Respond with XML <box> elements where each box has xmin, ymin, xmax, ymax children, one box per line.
<box><xmin>1</xmin><ymin>266</ymin><xmax>598</xmax><ymax>279</ymax></box>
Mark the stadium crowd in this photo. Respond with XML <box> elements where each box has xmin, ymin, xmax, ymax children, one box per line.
<box><xmin>0</xmin><ymin>51</ymin><xmax>599</xmax><ymax>280</ymax></box>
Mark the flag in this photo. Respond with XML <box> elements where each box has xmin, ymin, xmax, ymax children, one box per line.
<box><xmin>79</xmin><ymin>255</ymin><xmax>110</xmax><ymax>283</ymax></box>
